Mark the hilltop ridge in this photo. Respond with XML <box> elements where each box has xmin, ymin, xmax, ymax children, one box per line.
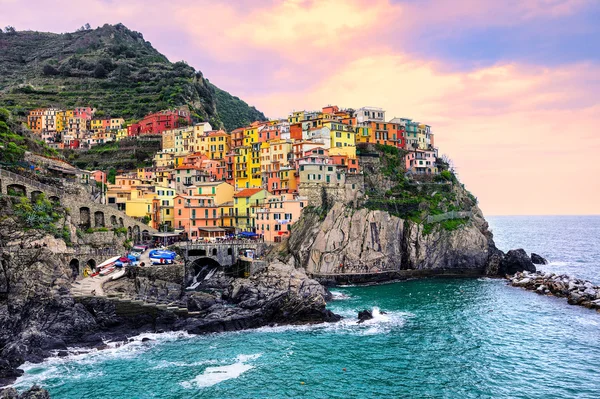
<box><xmin>0</xmin><ymin>23</ymin><xmax>266</xmax><ymax>131</ymax></box>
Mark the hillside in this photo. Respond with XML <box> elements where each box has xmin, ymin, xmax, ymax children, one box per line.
<box><xmin>0</xmin><ymin>24</ymin><xmax>267</xmax><ymax>131</ymax></box>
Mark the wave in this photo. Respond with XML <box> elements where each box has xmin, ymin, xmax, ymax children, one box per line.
<box><xmin>180</xmin><ymin>354</ymin><xmax>261</xmax><ymax>389</ymax></box>
<box><xmin>243</xmin><ymin>307</ymin><xmax>413</xmax><ymax>336</ymax></box>
<box><xmin>12</xmin><ymin>331</ymin><xmax>194</xmax><ymax>389</ymax></box>
<box><xmin>329</xmin><ymin>291</ymin><xmax>353</xmax><ymax>300</ymax></box>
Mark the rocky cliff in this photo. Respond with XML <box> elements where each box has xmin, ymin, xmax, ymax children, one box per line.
<box><xmin>279</xmin><ymin>192</ymin><xmax>499</xmax><ymax>284</ymax></box>
<box><xmin>273</xmin><ymin>145</ymin><xmax>503</xmax><ymax>283</ymax></box>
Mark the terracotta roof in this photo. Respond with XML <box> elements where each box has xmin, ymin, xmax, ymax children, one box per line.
<box><xmin>234</xmin><ymin>188</ymin><xmax>265</xmax><ymax>198</ymax></box>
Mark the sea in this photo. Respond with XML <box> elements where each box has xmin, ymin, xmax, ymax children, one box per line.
<box><xmin>12</xmin><ymin>216</ymin><xmax>600</xmax><ymax>398</ymax></box>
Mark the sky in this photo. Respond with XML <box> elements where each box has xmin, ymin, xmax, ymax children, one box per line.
<box><xmin>1</xmin><ymin>0</ymin><xmax>599</xmax><ymax>215</ymax></box>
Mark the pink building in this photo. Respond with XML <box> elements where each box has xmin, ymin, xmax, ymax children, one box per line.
<box><xmin>90</xmin><ymin>170</ymin><xmax>107</xmax><ymax>184</ymax></box>
<box><xmin>252</xmin><ymin>193</ymin><xmax>308</xmax><ymax>242</ymax></box>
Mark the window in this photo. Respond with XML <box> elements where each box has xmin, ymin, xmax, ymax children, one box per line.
<box><xmin>178</xmin><ymin>209</ymin><xmax>181</xmax><ymax>216</ymax></box>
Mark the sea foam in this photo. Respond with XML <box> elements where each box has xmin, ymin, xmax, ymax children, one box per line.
<box><xmin>180</xmin><ymin>354</ymin><xmax>261</xmax><ymax>389</ymax></box>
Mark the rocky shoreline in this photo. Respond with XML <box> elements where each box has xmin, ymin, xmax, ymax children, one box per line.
<box><xmin>0</xmin><ymin>258</ymin><xmax>338</xmax><ymax>390</ymax></box>
<box><xmin>507</xmin><ymin>270</ymin><xmax>600</xmax><ymax>311</ymax></box>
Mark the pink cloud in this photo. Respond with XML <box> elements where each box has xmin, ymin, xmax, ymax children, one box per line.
<box><xmin>1</xmin><ymin>0</ymin><xmax>598</xmax><ymax>215</ymax></box>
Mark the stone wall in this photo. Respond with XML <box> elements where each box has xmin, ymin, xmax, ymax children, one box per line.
<box><xmin>298</xmin><ymin>173</ymin><xmax>364</xmax><ymax>209</ymax></box>
<box><xmin>136</xmin><ymin>264</ymin><xmax>185</xmax><ymax>285</ymax></box>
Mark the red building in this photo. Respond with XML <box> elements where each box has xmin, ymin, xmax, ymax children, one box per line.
<box><xmin>128</xmin><ymin>109</ymin><xmax>191</xmax><ymax>136</ymax></box>
<box><xmin>73</xmin><ymin>107</ymin><xmax>95</xmax><ymax>120</ymax></box>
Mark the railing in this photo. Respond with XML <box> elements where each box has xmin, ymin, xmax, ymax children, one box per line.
<box><xmin>61</xmin><ymin>247</ymin><xmax>121</xmax><ymax>257</ymax></box>
<box><xmin>181</xmin><ymin>239</ymin><xmax>261</xmax><ymax>247</ymax></box>
<box><xmin>0</xmin><ymin>168</ymin><xmax>62</xmax><ymax>197</ymax></box>
<box><xmin>426</xmin><ymin>211</ymin><xmax>473</xmax><ymax>223</ymax></box>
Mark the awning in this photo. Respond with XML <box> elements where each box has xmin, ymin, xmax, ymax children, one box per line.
<box><xmin>198</xmin><ymin>227</ymin><xmax>227</xmax><ymax>232</ymax></box>
<box><xmin>239</xmin><ymin>231</ymin><xmax>258</xmax><ymax>237</ymax></box>
<box><xmin>151</xmin><ymin>232</ymin><xmax>181</xmax><ymax>238</ymax></box>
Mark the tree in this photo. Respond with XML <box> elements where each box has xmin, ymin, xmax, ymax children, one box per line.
<box><xmin>4</xmin><ymin>26</ymin><xmax>16</xmax><ymax>33</ymax></box>
<box><xmin>0</xmin><ymin>108</ymin><xmax>9</xmax><ymax>122</ymax></box>
<box><xmin>107</xmin><ymin>168</ymin><xmax>116</xmax><ymax>184</ymax></box>
<box><xmin>42</xmin><ymin>64</ymin><xmax>59</xmax><ymax>76</ymax></box>
<box><xmin>93</xmin><ymin>63</ymin><xmax>107</xmax><ymax>79</ymax></box>
<box><xmin>76</xmin><ymin>23</ymin><xmax>91</xmax><ymax>32</ymax></box>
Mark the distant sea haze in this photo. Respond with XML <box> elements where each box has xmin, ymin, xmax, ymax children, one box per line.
<box><xmin>487</xmin><ymin>215</ymin><xmax>600</xmax><ymax>283</ymax></box>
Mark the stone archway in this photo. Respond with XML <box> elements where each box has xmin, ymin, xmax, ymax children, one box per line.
<box><xmin>119</xmin><ymin>217</ymin><xmax>124</xmax><ymax>227</ymax></box>
<box><xmin>69</xmin><ymin>259</ymin><xmax>80</xmax><ymax>280</ymax></box>
<box><xmin>110</xmin><ymin>215</ymin><xmax>117</xmax><ymax>226</ymax></box>
<box><xmin>212</xmin><ymin>248</ymin><xmax>218</xmax><ymax>256</ymax></box>
<box><xmin>133</xmin><ymin>225</ymin><xmax>140</xmax><ymax>243</ymax></box>
<box><xmin>94</xmin><ymin>211</ymin><xmax>105</xmax><ymax>228</ymax></box>
<box><xmin>7</xmin><ymin>184</ymin><xmax>26</xmax><ymax>197</ymax></box>
<box><xmin>80</xmin><ymin>207</ymin><xmax>91</xmax><ymax>229</ymax></box>
<box><xmin>31</xmin><ymin>190</ymin><xmax>43</xmax><ymax>202</ymax></box>
<box><xmin>86</xmin><ymin>259</ymin><xmax>97</xmax><ymax>271</ymax></box>
<box><xmin>142</xmin><ymin>230</ymin><xmax>150</xmax><ymax>242</ymax></box>
<box><xmin>127</xmin><ymin>226</ymin><xmax>132</xmax><ymax>240</ymax></box>
<box><xmin>49</xmin><ymin>195</ymin><xmax>60</xmax><ymax>204</ymax></box>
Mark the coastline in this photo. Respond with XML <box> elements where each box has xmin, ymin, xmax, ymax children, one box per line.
<box><xmin>506</xmin><ymin>270</ymin><xmax>600</xmax><ymax>312</ymax></box>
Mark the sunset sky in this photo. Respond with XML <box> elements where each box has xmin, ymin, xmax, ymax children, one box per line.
<box><xmin>2</xmin><ymin>0</ymin><xmax>598</xmax><ymax>216</ymax></box>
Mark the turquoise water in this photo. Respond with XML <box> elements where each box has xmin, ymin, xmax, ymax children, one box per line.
<box><xmin>14</xmin><ymin>216</ymin><xmax>600</xmax><ymax>398</ymax></box>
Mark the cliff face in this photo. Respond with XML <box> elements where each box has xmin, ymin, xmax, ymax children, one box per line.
<box><xmin>281</xmin><ymin>184</ymin><xmax>500</xmax><ymax>283</ymax></box>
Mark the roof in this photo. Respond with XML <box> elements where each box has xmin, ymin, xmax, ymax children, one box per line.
<box><xmin>234</xmin><ymin>188</ymin><xmax>265</xmax><ymax>198</ymax></box>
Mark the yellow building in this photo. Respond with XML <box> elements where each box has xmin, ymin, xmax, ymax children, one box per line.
<box><xmin>154</xmin><ymin>185</ymin><xmax>177</xmax><ymax>228</ymax></box>
<box><xmin>188</xmin><ymin>181</ymin><xmax>235</xmax><ymax>206</ymax></box>
<box><xmin>125</xmin><ymin>190</ymin><xmax>155</xmax><ymax>227</ymax></box>
<box><xmin>324</xmin><ymin>121</ymin><xmax>356</xmax><ymax>158</ymax></box>
<box><xmin>205</xmin><ymin>131</ymin><xmax>230</xmax><ymax>160</ymax></box>
<box><xmin>219</xmin><ymin>201</ymin><xmax>235</xmax><ymax>228</ymax></box>
<box><xmin>153</xmin><ymin>152</ymin><xmax>175</xmax><ymax>168</ymax></box>
<box><xmin>288</xmin><ymin>111</ymin><xmax>305</xmax><ymax>124</ymax></box>
<box><xmin>56</xmin><ymin>110</ymin><xmax>66</xmax><ymax>132</ymax></box>
<box><xmin>234</xmin><ymin>146</ymin><xmax>250</xmax><ymax>189</ymax></box>
<box><xmin>233</xmin><ymin>188</ymin><xmax>268</xmax><ymax>232</ymax></box>
<box><xmin>115</xmin><ymin>128</ymin><xmax>128</xmax><ymax>141</ymax></box>
<box><xmin>243</xmin><ymin>125</ymin><xmax>259</xmax><ymax>147</ymax></box>
<box><xmin>110</xmin><ymin>118</ymin><xmax>124</xmax><ymax>130</ymax></box>
<box><xmin>355</xmin><ymin>126</ymin><xmax>372</xmax><ymax>144</ymax></box>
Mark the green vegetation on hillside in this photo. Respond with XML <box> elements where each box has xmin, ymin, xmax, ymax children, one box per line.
<box><xmin>9</xmin><ymin>194</ymin><xmax>70</xmax><ymax>243</ymax></box>
<box><xmin>210</xmin><ymin>83</ymin><xmax>267</xmax><ymax>131</ymax></box>
<box><xmin>360</xmin><ymin>144</ymin><xmax>473</xmax><ymax>232</ymax></box>
<box><xmin>64</xmin><ymin>138</ymin><xmax>161</xmax><ymax>170</ymax></box>
<box><xmin>0</xmin><ymin>24</ymin><xmax>267</xmax><ymax>131</ymax></box>
<box><xmin>0</xmin><ymin>107</ymin><xmax>58</xmax><ymax>164</ymax></box>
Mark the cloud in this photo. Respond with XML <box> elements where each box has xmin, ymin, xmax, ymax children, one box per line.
<box><xmin>245</xmin><ymin>55</ymin><xmax>600</xmax><ymax>215</ymax></box>
<box><xmin>1</xmin><ymin>0</ymin><xmax>598</xmax><ymax>214</ymax></box>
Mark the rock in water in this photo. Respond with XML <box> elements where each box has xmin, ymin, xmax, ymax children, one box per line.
<box><xmin>531</xmin><ymin>253</ymin><xmax>548</xmax><ymax>265</ymax></box>
<box><xmin>357</xmin><ymin>309</ymin><xmax>373</xmax><ymax>324</ymax></box>
<box><xmin>0</xmin><ymin>385</ymin><xmax>50</xmax><ymax>399</ymax></box>
<box><xmin>500</xmin><ymin>249</ymin><xmax>536</xmax><ymax>275</ymax></box>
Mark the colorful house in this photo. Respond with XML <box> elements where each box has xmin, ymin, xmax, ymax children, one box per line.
<box><xmin>234</xmin><ymin>188</ymin><xmax>269</xmax><ymax>232</ymax></box>
<box><xmin>252</xmin><ymin>193</ymin><xmax>308</xmax><ymax>242</ymax></box>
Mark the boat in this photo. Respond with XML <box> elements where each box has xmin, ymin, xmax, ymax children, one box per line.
<box><xmin>149</xmin><ymin>249</ymin><xmax>176</xmax><ymax>265</ymax></box>
<box><xmin>99</xmin><ymin>266</ymin><xmax>115</xmax><ymax>276</ymax></box>
<box><xmin>96</xmin><ymin>256</ymin><xmax>120</xmax><ymax>269</ymax></box>
<box><xmin>111</xmin><ymin>269</ymin><xmax>126</xmax><ymax>281</ymax></box>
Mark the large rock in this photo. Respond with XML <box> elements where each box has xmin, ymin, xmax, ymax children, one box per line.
<box><xmin>499</xmin><ymin>249</ymin><xmax>536</xmax><ymax>275</ymax></box>
<box><xmin>531</xmin><ymin>253</ymin><xmax>548</xmax><ymax>265</ymax></box>
<box><xmin>283</xmin><ymin>201</ymin><xmax>494</xmax><ymax>277</ymax></box>
<box><xmin>0</xmin><ymin>386</ymin><xmax>50</xmax><ymax>399</ymax></box>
